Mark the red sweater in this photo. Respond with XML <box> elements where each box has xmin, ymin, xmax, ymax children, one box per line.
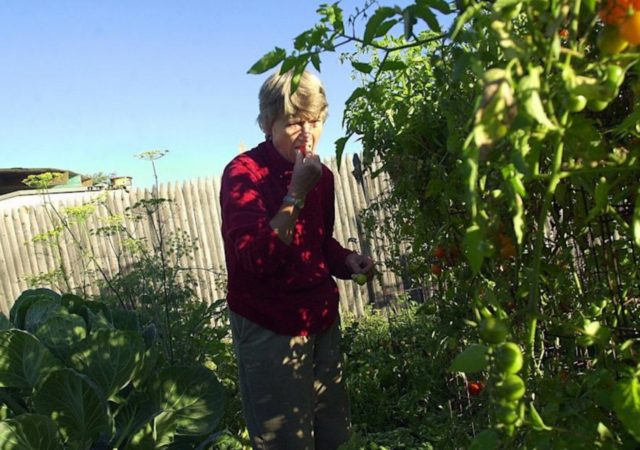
<box><xmin>220</xmin><ymin>140</ymin><xmax>354</xmax><ymax>336</ymax></box>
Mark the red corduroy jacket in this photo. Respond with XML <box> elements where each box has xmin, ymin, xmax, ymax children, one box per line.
<box><xmin>220</xmin><ymin>140</ymin><xmax>355</xmax><ymax>336</ymax></box>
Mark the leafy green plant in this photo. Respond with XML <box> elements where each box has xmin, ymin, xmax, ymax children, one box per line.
<box><xmin>0</xmin><ymin>288</ymin><xmax>225</xmax><ymax>450</ymax></box>
<box><xmin>253</xmin><ymin>0</ymin><xmax>640</xmax><ymax>447</ymax></box>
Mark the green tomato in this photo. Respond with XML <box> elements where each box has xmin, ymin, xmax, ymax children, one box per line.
<box><xmin>351</xmin><ymin>273</ymin><xmax>367</xmax><ymax>285</ymax></box>
<box><xmin>565</xmin><ymin>95</ymin><xmax>587</xmax><ymax>113</ymax></box>
<box><xmin>478</xmin><ymin>318</ymin><xmax>509</xmax><ymax>344</ymax></box>
<box><xmin>587</xmin><ymin>99</ymin><xmax>610</xmax><ymax>112</ymax></box>
<box><xmin>494</xmin><ymin>342</ymin><xmax>524</xmax><ymax>374</ymax></box>
<box><xmin>597</xmin><ymin>25</ymin><xmax>629</xmax><ymax>55</ymax></box>
<box><xmin>495</xmin><ymin>404</ymin><xmax>519</xmax><ymax>424</ymax></box>
<box><xmin>605</xmin><ymin>65</ymin><xmax>625</xmax><ymax>90</ymax></box>
<box><xmin>495</xmin><ymin>374</ymin><xmax>526</xmax><ymax>401</ymax></box>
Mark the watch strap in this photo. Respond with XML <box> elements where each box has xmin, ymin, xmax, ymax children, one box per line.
<box><xmin>283</xmin><ymin>195</ymin><xmax>305</xmax><ymax>209</ymax></box>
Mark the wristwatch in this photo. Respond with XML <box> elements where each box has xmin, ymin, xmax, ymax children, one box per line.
<box><xmin>283</xmin><ymin>195</ymin><xmax>305</xmax><ymax>210</ymax></box>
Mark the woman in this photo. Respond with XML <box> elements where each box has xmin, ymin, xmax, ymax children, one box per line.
<box><xmin>220</xmin><ymin>68</ymin><xmax>374</xmax><ymax>450</ymax></box>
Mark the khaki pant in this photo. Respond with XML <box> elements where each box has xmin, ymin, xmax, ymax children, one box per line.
<box><xmin>229</xmin><ymin>311</ymin><xmax>351</xmax><ymax>450</ymax></box>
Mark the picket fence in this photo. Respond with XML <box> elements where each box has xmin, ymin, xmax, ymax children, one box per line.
<box><xmin>0</xmin><ymin>154</ymin><xmax>409</xmax><ymax>318</ymax></box>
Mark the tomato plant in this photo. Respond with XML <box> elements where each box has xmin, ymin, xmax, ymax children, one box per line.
<box><xmin>252</xmin><ymin>0</ymin><xmax>640</xmax><ymax>446</ymax></box>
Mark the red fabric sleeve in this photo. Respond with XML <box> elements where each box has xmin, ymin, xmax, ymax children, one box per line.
<box><xmin>220</xmin><ymin>158</ymin><xmax>290</xmax><ymax>277</ymax></box>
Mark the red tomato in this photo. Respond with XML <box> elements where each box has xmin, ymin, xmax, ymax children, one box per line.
<box><xmin>468</xmin><ymin>381</ymin><xmax>484</xmax><ymax>397</ymax></box>
<box><xmin>431</xmin><ymin>264</ymin><xmax>443</xmax><ymax>276</ymax></box>
<box><xmin>434</xmin><ymin>247</ymin><xmax>446</xmax><ymax>259</ymax></box>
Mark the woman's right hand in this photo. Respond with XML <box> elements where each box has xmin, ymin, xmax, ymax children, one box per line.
<box><xmin>289</xmin><ymin>148</ymin><xmax>322</xmax><ymax>199</ymax></box>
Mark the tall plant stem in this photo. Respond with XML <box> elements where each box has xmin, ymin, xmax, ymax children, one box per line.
<box><xmin>526</xmin><ymin>121</ymin><xmax>566</xmax><ymax>377</ymax></box>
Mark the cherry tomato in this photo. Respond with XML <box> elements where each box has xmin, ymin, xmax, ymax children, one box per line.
<box><xmin>605</xmin><ymin>65</ymin><xmax>626</xmax><ymax>90</ymax></box>
<box><xmin>565</xmin><ymin>95</ymin><xmax>587</xmax><ymax>112</ymax></box>
<box><xmin>559</xmin><ymin>29</ymin><xmax>570</xmax><ymax>39</ymax></box>
<box><xmin>597</xmin><ymin>25</ymin><xmax>630</xmax><ymax>54</ymax></box>
<box><xmin>500</xmin><ymin>244</ymin><xmax>516</xmax><ymax>259</ymax></box>
<box><xmin>431</xmin><ymin>264</ymin><xmax>443</xmax><ymax>276</ymax></box>
<box><xmin>621</xmin><ymin>12</ymin><xmax>640</xmax><ymax>45</ymax></box>
<box><xmin>468</xmin><ymin>381</ymin><xmax>484</xmax><ymax>397</ymax></box>
<box><xmin>587</xmin><ymin>99</ymin><xmax>610</xmax><ymax>112</ymax></box>
<box><xmin>434</xmin><ymin>247</ymin><xmax>446</xmax><ymax>259</ymax></box>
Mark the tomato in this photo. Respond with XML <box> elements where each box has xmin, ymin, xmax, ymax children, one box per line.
<box><xmin>434</xmin><ymin>247</ymin><xmax>446</xmax><ymax>259</ymax></box>
<box><xmin>431</xmin><ymin>264</ymin><xmax>443</xmax><ymax>276</ymax></box>
<box><xmin>494</xmin><ymin>342</ymin><xmax>524</xmax><ymax>374</ymax></box>
<box><xmin>587</xmin><ymin>99</ymin><xmax>610</xmax><ymax>112</ymax></box>
<box><xmin>495</xmin><ymin>404</ymin><xmax>519</xmax><ymax>424</ymax></box>
<box><xmin>478</xmin><ymin>318</ymin><xmax>509</xmax><ymax>344</ymax></box>
<box><xmin>468</xmin><ymin>381</ymin><xmax>484</xmax><ymax>397</ymax></box>
<box><xmin>495</xmin><ymin>374</ymin><xmax>526</xmax><ymax>401</ymax></box>
<box><xmin>599</xmin><ymin>0</ymin><xmax>639</xmax><ymax>24</ymax></box>
<box><xmin>500</xmin><ymin>244</ymin><xmax>516</xmax><ymax>259</ymax></box>
<box><xmin>559</xmin><ymin>29</ymin><xmax>570</xmax><ymax>39</ymax></box>
<box><xmin>621</xmin><ymin>12</ymin><xmax>640</xmax><ymax>44</ymax></box>
<box><xmin>597</xmin><ymin>25</ymin><xmax>630</xmax><ymax>54</ymax></box>
<box><xmin>605</xmin><ymin>65</ymin><xmax>626</xmax><ymax>90</ymax></box>
<box><xmin>351</xmin><ymin>273</ymin><xmax>367</xmax><ymax>285</ymax></box>
<box><xmin>565</xmin><ymin>94</ymin><xmax>587</xmax><ymax>113</ymax></box>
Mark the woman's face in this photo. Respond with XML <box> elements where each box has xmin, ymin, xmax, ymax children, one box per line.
<box><xmin>269</xmin><ymin>113</ymin><xmax>324</xmax><ymax>163</ymax></box>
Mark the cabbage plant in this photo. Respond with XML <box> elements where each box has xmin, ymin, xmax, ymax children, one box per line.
<box><xmin>0</xmin><ymin>289</ymin><xmax>225</xmax><ymax>450</ymax></box>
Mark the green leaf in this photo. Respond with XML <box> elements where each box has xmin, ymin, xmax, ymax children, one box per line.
<box><xmin>418</xmin><ymin>0</ymin><xmax>452</xmax><ymax>14</ymax></box>
<box><xmin>35</xmin><ymin>315</ymin><xmax>87</xmax><ymax>361</ymax></box>
<box><xmin>310</xmin><ymin>53</ymin><xmax>321</xmax><ymax>72</ymax></box>
<box><xmin>344</xmin><ymin>88</ymin><xmax>367</xmax><ymax>106</ymax></box>
<box><xmin>32</xmin><ymin>369</ymin><xmax>111</xmax><ymax>444</ymax></box>
<box><xmin>612</xmin><ymin>377</ymin><xmax>640</xmax><ymax>442</ymax></box>
<box><xmin>380</xmin><ymin>60</ymin><xmax>407</xmax><ymax>72</ymax></box>
<box><xmin>279</xmin><ymin>55</ymin><xmax>298</xmax><ymax>75</ymax></box>
<box><xmin>152</xmin><ymin>366</ymin><xmax>226</xmax><ymax>436</ymax></box>
<box><xmin>530</xmin><ymin>403</ymin><xmax>552</xmax><ymax>431</ymax></box>
<box><xmin>247</xmin><ymin>47</ymin><xmax>287</xmax><ymax>74</ymax></box>
<box><xmin>111</xmin><ymin>308</ymin><xmax>140</xmax><ymax>332</ymax></box>
<box><xmin>519</xmin><ymin>68</ymin><xmax>557</xmax><ymax>130</ymax></box>
<box><xmin>0</xmin><ymin>330</ymin><xmax>61</xmax><ymax>391</ymax></box>
<box><xmin>415</xmin><ymin>5</ymin><xmax>441</xmax><ymax>32</ymax></box>
<box><xmin>10</xmin><ymin>290</ymin><xmax>61</xmax><ymax>329</ymax></box>
<box><xmin>0</xmin><ymin>414</ymin><xmax>63</xmax><ymax>450</ymax></box>
<box><xmin>469</xmin><ymin>429</ymin><xmax>498</xmax><ymax>450</ymax></box>
<box><xmin>450</xmin><ymin>344</ymin><xmax>489</xmax><ymax>374</ymax></box>
<box><xmin>450</xmin><ymin>5</ymin><xmax>477</xmax><ymax>41</ymax></box>
<box><xmin>0</xmin><ymin>314</ymin><xmax>11</xmax><ymax>332</ymax></box>
<box><xmin>463</xmin><ymin>225</ymin><xmax>484</xmax><ymax>276</ymax></box>
<box><xmin>351</xmin><ymin>61</ymin><xmax>373</xmax><ymax>74</ymax></box>
<box><xmin>335</xmin><ymin>135</ymin><xmax>353</xmax><ymax>171</ymax></box>
<box><xmin>69</xmin><ymin>329</ymin><xmax>146</xmax><ymax>401</ymax></box>
<box><xmin>113</xmin><ymin>391</ymin><xmax>157</xmax><ymax>445</ymax></box>
<box><xmin>24</xmin><ymin>301</ymin><xmax>67</xmax><ymax>335</ymax></box>
<box><xmin>363</xmin><ymin>7</ymin><xmax>397</xmax><ymax>46</ymax></box>
<box><xmin>290</xmin><ymin>61</ymin><xmax>307</xmax><ymax>95</ymax></box>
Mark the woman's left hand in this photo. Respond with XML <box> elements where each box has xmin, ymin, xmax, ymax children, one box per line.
<box><xmin>345</xmin><ymin>253</ymin><xmax>375</xmax><ymax>281</ymax></box>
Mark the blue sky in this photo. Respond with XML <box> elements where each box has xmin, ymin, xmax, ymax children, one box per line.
<box><xmin>0</xmin><ymin>0</ymin><xmax>421</xmax><ymax>189</ymax></box>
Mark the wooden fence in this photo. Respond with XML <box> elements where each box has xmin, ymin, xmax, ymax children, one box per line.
<box><xmin>0</xmin><ymin>154</ymin><xmax>408</xmax><ymax>317</ymax></box>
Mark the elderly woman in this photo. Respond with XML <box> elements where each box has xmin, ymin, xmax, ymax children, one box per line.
<box><xmin>220</xmin><ymin>69</ymin><xmax>374</xmax><ymax>450</ymax></box>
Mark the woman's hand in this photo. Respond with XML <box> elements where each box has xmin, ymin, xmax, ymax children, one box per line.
<box><xmin>289</xmin><ymin>148</ymin><xmax>322</xmax><ymax>199</ymax></box>
<box><xmin>345</xmin><ymin>253</ymin><xmax>375</xmax><ymax>281</ymax></box>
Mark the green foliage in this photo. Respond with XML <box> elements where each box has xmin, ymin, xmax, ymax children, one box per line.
<box><xmin>0</xmin><ymin>290</ymin><xmax>225</xmax><ymax>450</ymax></box>
<box><xmin>253</xmin><ymin>0</ymin><xmax>640</xmax><ymax>446</ymax></box>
